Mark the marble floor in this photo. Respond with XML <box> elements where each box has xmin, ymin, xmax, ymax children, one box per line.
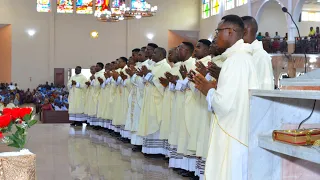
<box><xmin>0</xmin><ymin>124</ymin><xmax>188</xmax><ymax>180</ymax></box>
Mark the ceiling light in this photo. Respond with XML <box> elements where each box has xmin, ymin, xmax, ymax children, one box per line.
<box><xmin>90</xmin><ymin>31</ymin><xmax>98</xmax><ymax>38</ymax></box>
<box><xmin>26</xmin><ymin>29</ymin><xmax>36</xmax><ymax>37</ymax></box>
<box><xmin>146</xmin><ymin>33</ymin><xmax>154</xmax><ymax>40</ymax></box>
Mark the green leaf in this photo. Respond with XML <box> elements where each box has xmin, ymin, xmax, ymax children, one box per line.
<box><xmin>27</xmin><ymin>120</ymin><xmax>37</xmax><ymax>127</ymax></box>
<box><xmin>23</xmin><ymin>114</ymin><xmax>32</xmax><ymax>121</ymax></box>
<box><xmin>6</xmin><ymin>121</ymin><xmax>14</xmax><ymax>132</ymax></box>
<box><xmin>7</xmin><ymin>143</ymin><xmax>20</xmax><ymax>149</ymax></box>
<box><xmin>16</xmin><ymin>125</ymin><xmax>24</xmax><ymax>133</ymax></box>
<box><xmin>8</xmin><ymin>135</ymin><xmax>19</xmax><ymax>145</ymax></box>
<box><xmin>8</xmin><ymin>134</ymin><xmax>24</xmax><ymax>148</ymax></box>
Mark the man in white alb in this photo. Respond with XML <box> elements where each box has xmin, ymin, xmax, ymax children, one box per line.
<box><xmin>242</xmin><ymin>16</ymin><xmax>274</xmax><ymax>90</ymax></box>
<box><xmin>193</xmin><ymin>15</ymin><xmax>259</xmax><ymax>180</ymax></box>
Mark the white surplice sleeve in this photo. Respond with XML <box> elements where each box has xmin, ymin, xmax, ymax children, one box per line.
<box><xmin>206</xmin><ymin>56</ymin><xmax>246</xmax><ymax>116</ymax></box>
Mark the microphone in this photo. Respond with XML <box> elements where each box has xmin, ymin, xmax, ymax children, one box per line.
<box><xmin>282</xmin><ymin>6</ymin><xmax>312</xmax><ymax>129</ymax></box>
<box><xmin>282</xmin><ymin>6</ymin><xmax>307</xmax><ymax>73</ymax></box>
<box><xmin>281</xmin><ymin>7</ymin><xmax>287</xmax><ymax>13</ymax></box>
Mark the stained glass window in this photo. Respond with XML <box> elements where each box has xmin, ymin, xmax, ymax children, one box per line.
<box><xmin>225</xmin><ymin>0</ymin><xmax>234</xmax><ymax>10</ymax></box>
<box><xmin>95</xmin><ymin>0</ymin><xmax>110</xmax><ymax>14</ymax></box>
<box><xmin>37</xmin><ymin>0</ymin><xmax>51</xmax><ymax>12</ymax></box>
<box><xmin>202</xmin><ymin>0</ymin><xmax>210</xmax><ymax>19</ymax></box>
<box><xmin>76</xmin><ymin>0</ymin><xmax>93</xmax><ymax>14</ymax></box>
<box><xmin>211</xmin><ymin>0</ymin><xmax>219</xmax><ymax>15</ymax></box>
<box><xmin>237</xmin><ymin>0</ymin><xmax>247</xmax><ymax>6</ymax></box>
<box><xmin>57</xmin><ymin>0</ymin><xmax>74</xmax><ymax>13</ymax></box>
<box><xmin>112</xmin><ymin>0</ymin><xmax>125</xmax><ymax>8</ymax></box>
<box><xmin>131</xmin><ymin>0</ymin><xmax>150</xmax><ymax>11</ymax></box>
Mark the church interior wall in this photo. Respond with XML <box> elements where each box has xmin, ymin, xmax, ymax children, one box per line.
<box><xmin>257</xmin><ymin>1</ymin><xmax>287</xmax><ymax>37</ymax></box>
<box><xmin>199</xmin><ymin>4</ymin><xmax>248</xmax><ymax>40</ymax></box>
<box><xmin>0</xmin><ymin>25</ymin><xmax>11</xmax><ymax>83</ymax></box>
<box><xmin>298</xmin><ymin>21</ymin><xmax>320</xmax><ymax>37</ymax></box>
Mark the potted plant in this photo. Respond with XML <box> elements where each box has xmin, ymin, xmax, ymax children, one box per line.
<box><xmin>0</xmin><ymin>107</ymin><xmax>37</xmax><ymax>180</ymax></box>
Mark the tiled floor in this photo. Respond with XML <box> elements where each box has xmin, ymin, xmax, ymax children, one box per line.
<box><xmin>0</xmin><ymin>124</ymin><xmax>188</xmax><ymax>180</ymax></box>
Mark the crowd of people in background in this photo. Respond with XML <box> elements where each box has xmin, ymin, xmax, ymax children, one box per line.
<box><xmin>0</xmin><ymin>82</ymin><xmax>23</xmax><ymax>110</ymax></box>
<box><xmin>256</xmin><ymin>31</ymin><xmax>288</xmax><ymax>53</ymax></box>
<box><xmin>294</xmin><ymin>26</ymin><xmax>320</xmax><ymax>54</ymax></box>
<box><xmin>34</xmin><ymin>82</ymin><xmax>69</xmax><ymax>113</ymax></box>
<box><xmin>256</xmin><ymin>26</ymin><xmax>320</xmax><ymax>54</ymax></box>
<box><xmin>0</xmin><ymin>81</ymin><xmax>69</xmax><ymax>114</ymax></box>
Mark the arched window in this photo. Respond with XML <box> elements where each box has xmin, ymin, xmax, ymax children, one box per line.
<box><xmin>225</xmin><ymin>0</ymin><xmax>234</xmax><ymax>10</ymax></box>
<box><xmin>211</xmin><ymin>0</ymin><xmax>220</xmax><ymax>15</ymax></box>
<box><xmin>202</xmin><ymin>0</ymin><xmax>211</xmax><ymax>19</ymax></box>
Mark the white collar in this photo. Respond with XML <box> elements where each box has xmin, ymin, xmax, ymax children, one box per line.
<box><xmin>222</xmin><ymin>39</ymin><xmax>253</xmax><ymax>58</ymax></box>
<box><xmin>154</xmin><ymin>59</ymin><xmax>167</xmax><ymax>66</ymax></box>
<box><xmin>251</xmin><ymin>39</ymin><xmax>264</xmax><ymax>53</ymax></box>
<box><xmin>173</xmin><ymin>61</ymin><xmax>182</xmax><ymax>68</ymax></box>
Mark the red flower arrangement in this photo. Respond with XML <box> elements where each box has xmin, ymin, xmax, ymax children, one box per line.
<box><xmin>0</xmin><ymin>107</ymin><xmax>37</xmax><ymax>149</ymax></box>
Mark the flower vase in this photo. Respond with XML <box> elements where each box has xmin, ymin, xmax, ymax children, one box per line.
<box><xmin>0</xmin><ymin>149</ymin><xmax>36</xmax><ymax>180</ymax></box>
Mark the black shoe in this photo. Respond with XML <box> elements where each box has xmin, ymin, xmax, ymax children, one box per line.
<box><xmin>132</xmin><ymin>145</ymin><xmax>142</xmax><ymax>152</ymax></box>
<box><xmin>110</xmin><ymin>132</ymin><xmax>121</xmax><ymax>137</ymax></box>
<box><xmin>173</xmin><ymin>168</ymin><xmax>185</xmax><ymax>174</ymax></box>
<box><xmin>181</xmin><ymin>171</ymin><xmax>194</xmax><ymax>177</ymax></box>
<box><xmin>75</xmin><ymin>122</ymin><xmax>83</xmax><ymax>127</ymax></box>
<box><xmin>144</xmin><ymin>154</ymin><xmax>163</xmax><ymax>159</ymax></box>
<box><xmin>121</xmin><ymin>138</ymin><xmax>130</xmax><ymax>143</ymax></box>
<box><xmin>189</xmin><ymin>176</ymin><xmax>200</xmax><ymax>180</ymax></box>
<box><xmin>163</xmin><ymin>157</ymin><xmax>169</xmax><ymax>161</ymax></box>
<box><xmin>93</xmin><ymin>126</ymin><xmax>102</xmax><ymax>130</ymax></box>
<box><xmin>70</xmin><ymin>122</ymin><xmax>76</xmax><ymax>126</ymax></box>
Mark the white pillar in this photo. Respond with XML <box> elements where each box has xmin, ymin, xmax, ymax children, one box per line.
<box><xmin>248</xmin><ymin>0</ymin><xmax>252</xmax><ymax>16</ymax></box>
<box><xmin>48</xmin><ymin>1</ymin><xmax>56</xmax><ymax>83</ymax></box>
<box><xmin>286</xmin><ymin>0</ymin><xmax>297</xmax><ymax>43</ymax></box>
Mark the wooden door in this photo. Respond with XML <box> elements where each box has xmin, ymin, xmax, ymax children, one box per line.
<box><xmin>54</xmin><ymin>68</ymin><xmax>64</xmax><ymax>86</ymax></box>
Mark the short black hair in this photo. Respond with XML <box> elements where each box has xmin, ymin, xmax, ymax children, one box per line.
<box><xmin>222</xmin><ymin>15</ymin><xmax>245</xmax><ymax>34</ymax></box>
<box><xmin>132</xmin><ymin>48</ymin><xmax>140</xmax><ymax>53</ymax></box>
<box><xmin>76</xmin><ymin>66</ymin><xmax>82</xmax><ymax>69</ymax></box>
<box><xmin>105</xmin><ymin>63</ymin><xmax>110</xmax><ymax>66</ymax></box>
<box><xmin>182</xmin><ymin>42</ymin><xmax>194</xmax><ymax>55</ymax></box>
<box><xmin>156</xmin><ymin>47</ymin><xmax>167</xmax><ymax>58</ymax></box>
<box><xmin>198</xmin><ymin>39</ymin><xmax>212</xmax><ymax>48</ymax></box>
<box><xmin>119</xmin><ymin>57</ymin><xmax>128</xmax><ymax>64</ymax></box>
<box><xmin>141</xmin><ymin>47</ymin><xmax>147</xmax><ymax>51</ymax></box>
<box><xmin>241</xmin><ymin>16</ymin><xmax>258</xmax><ymax>34</ymax></box>
<box><xmin>96</xmin><ymin>62</ymin><xmax>104</xmax><ymax>69</ymax></box>
<box><xmin>147</xmin><ymin>43</ymin><xmax>158</xmax><ymax>49</ymax></box>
